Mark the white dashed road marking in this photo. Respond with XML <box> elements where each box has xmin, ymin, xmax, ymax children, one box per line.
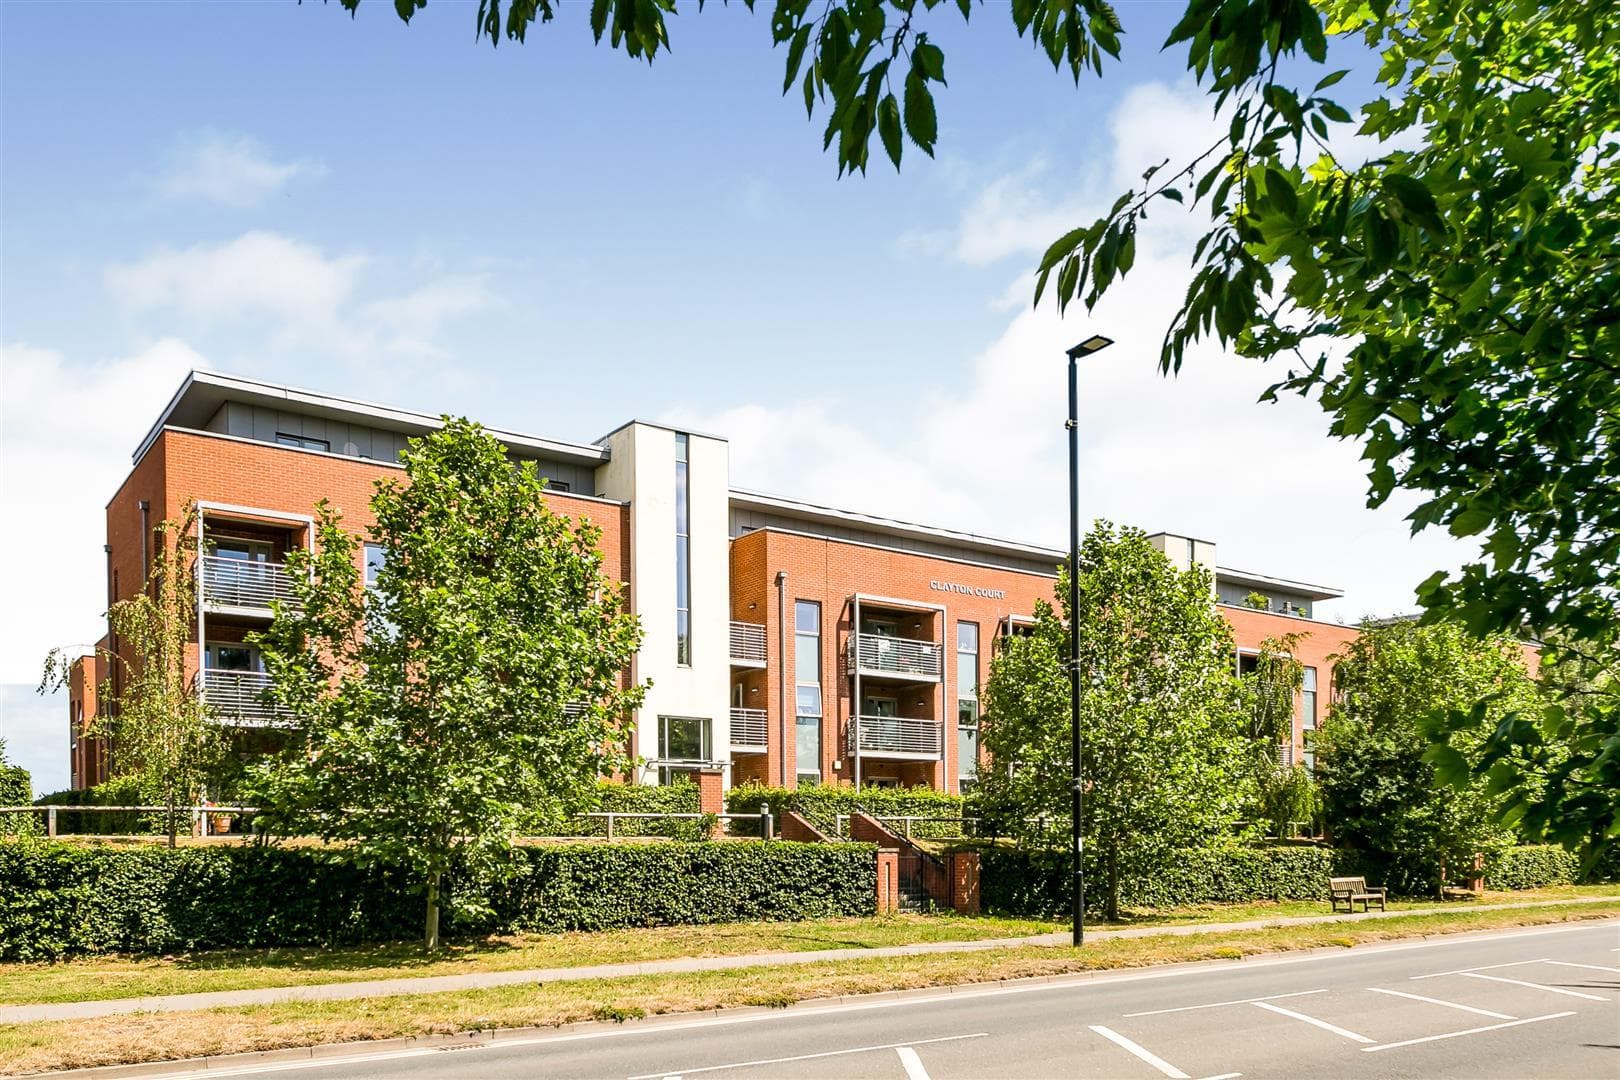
<box><xmin>1123</xmin><ymin>989</ymin><xmax>1327</xmax><ymax>1017</ymax></box>
<box><xmin>1411</xmin><ymin>958</ymin><xmax>1549</xmax><ymax>980</ymax></box>
<box><xmin>1250</xmin><ymin>1001</ymin><xmax>1375</xmax><ymax>1044</ymax></box>
<box><xmin>1361</xmin><ymin>1012</ymin><xmax>1576</xmax><ymax>1053</ymax></box>
<box><xmin>1364</xmin><ymin>987</ymin><xmax>1516</xmax><ymax>1020</ymax></box>
<box><xmin>1458</xmin><ymin>972</ymin><xmax>1609</xmax><ymax>1001</ymax></box>
<box><xmin>1089</xmin><ymin>1025</ymin><xmax>1193</xmax><ymax>1078</ymax></box>
<box><xmin>895</xmin><ymin>1045</ymin><xmax>930</xmax><ymax>1080</ymax></box>
<box><xmin>625</xmin><ymin>1033</ymin><xmax>986</xmax><ymax>1078</ymax></box>
<box><xmin>1543</xmin><ymin>960</ymin><xmax>1620</xmax><ymax>975</ymax></box>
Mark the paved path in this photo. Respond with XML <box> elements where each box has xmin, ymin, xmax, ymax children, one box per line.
<box><xmin>97</xmin><ymin>920</ymin><xmax>1620</xmax><ymax>1079</ymax></box>
<box><xmin>5</xmin><ymin>896</ymin><xmax>1615</xmax><ymax>1025</ymax></box>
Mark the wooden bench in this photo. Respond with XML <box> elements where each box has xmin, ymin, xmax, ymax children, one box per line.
<box><xmin>1329</xmin><ymin>875</ymin><xmax>1387</xmax><ymax>913</ymax></box>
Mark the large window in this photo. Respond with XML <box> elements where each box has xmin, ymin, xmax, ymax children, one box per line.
<box><xmin>674</xmin><ymin>434</ymin><xmax>691</xmax><ymax>666</ymax></box>
<box><xmin>657</xmin><ymin>714</ymin><xmax>710</xmax><ymax>785</ymax></box>
<box><xmin>276</xmin><ymin>432</ymin><xmax>330</xmax><ymax>452</ymax></box>
<box><xmin>795</xmin><ymin>601</ymin><xmax>822</xmax><ymax>718</ymax></box>
<box><xmin>1301</xmin><ymin>666</ymin><xmax>1319</xmax><ymax>771</ymax></box>
<box><xmin>796</xmin><ymin>716</ymin><xmax>821</xmax><ymax>787</ymax></box>
<box><xmin>957</xmin><ymin>622</ymin><xmax>980</xmax><ymax>783</ymax></box>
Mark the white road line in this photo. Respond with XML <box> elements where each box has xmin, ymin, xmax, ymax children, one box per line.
<box><xmin>1251</xmin><ymin>1001</ymin><xmax>1375</xmax><ymax>1043</ymax></box>
<box><xmin>1124</xmin><ymin>989</ymin><xmax>1327</xmax><ymax>1017</ymax></box>
<box><xmin>1544</xmin><ymin>960</ymin><xmax>1620</xmax><ymax>974</ymax></box>
<box><xmin>1364</xmin><ymin>987</ymin><xmax>1516</xmax><ymax>1020</ymax></box>
<box><xmin>1361</xmin><ymin>1011</ymin><xmax>1575</xmax><ymax>1053</ymax></box>
<box><xmin>624</xmin><ymin>1032</ymin><xmax>986</xmax><ymax>1079</ymax></box>
<box><xmin>1459</xmin><ymin>972</ymin><xmax>1610</xmax><ymax>1000</ymax></box>
<box><xmin>1089</xmin><ymin>1025</ymin><xmax>1192</xmax><ymax>1079</ymax></box>
<box><xmin>1410</xmin><ymin>958</ymin><xmax>1548</xmax><ymax>980</ymax></box>
<box><xmin>895</xmin><ymin>1046</ymin><xmax>930</xmax><ymax>1080</ymax></box>
<box><xmin>1195</xmin><ymin>1074</ymin><xmax>1243</xmax><ymax>1080</ymax></box>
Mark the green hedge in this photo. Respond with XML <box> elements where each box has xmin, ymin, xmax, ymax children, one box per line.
<box><xmin>32</xmin><ymin>777</ymin><xmax>165</xmax><ymax>835</ymax></box>
<box><xmin>727</xmin><ymin>784</ymin><xmax>972</xmax><ymax>838</ymax></box>
<box><xmin>1483</xmin><ymin>845</ymin><xmax>1580</xmax><ymax>891</ymax></box>
<box><xmin>980</xmin><ymin>844</ymin><xmax>1340</xmax><ymax>916</ymax></box>
<box><xmin>532</xmin><ymin>780</ymin><xmax>708</xmax><ymax>839</ymax></box>
<box><xmin>0</xmin><ymin>763</ymin><xmax>30</xmax><ymax>807</ymax></box>
<box><xmin>0</xmin><ymin>838</ymin><xmax>875</xmax><ymax>961</ymax></box>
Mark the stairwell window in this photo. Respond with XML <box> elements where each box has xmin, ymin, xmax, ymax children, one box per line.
<box><xmin>795</xmin><ymin>601</ymin><xmax>822</xmax><ymax>786</ymax></box>
<box><xmin>957</xmin><ymin>622</ymin><xmax>980</xmax><ymax>784</ymax></box>
<box><xmin>675</xmin><ymin>434</ymin><xmax>692</xmax><ymax>666</ymax></box>
<box><xmin>1301</xmin><ymin>666</ymin><xmax>1319</xmax><ymax>771</ymax></box>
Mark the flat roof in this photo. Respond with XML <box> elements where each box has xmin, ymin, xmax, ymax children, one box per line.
<box><xmin>134</xmin><ymin>371</ymin><xmax>610</xmax><ymax>468</ymax></box>
<box><xmin>1215</xmin><ymin>566</ymin><xmax>1343</xmax><ymax>602</ymax></box>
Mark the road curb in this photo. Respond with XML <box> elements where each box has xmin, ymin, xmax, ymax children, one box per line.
<box><xmin>29</xmin><ymin>913</ymin><xmax>1620</xmax><ymax>1080</ymax></box>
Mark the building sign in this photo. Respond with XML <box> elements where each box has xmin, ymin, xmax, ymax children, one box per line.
<box><xmin>929</xmin><ymin>580</ymin><xmax>1007</xmax><ymax>600</ymax></box>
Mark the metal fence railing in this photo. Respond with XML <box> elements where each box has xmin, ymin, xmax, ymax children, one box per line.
<box><xmin>850</xmin><ymin>633</ymin><xmax>942</xmax><ymax>680</ymax></box>
<box><xmin>729</xmin><ymin>707</ymin><xmax>768</xmax><ymax>748</ymax></box>
<box><xmin>850</xmin><ymin>715</ymin><xmax>944</xmax><ymax>756</ymax></box>
<box><xmin>728</xmin><ymin>621</ymin><xmax>767</xmax><ymax>666</ymax></box>
<box><xmin>199</xmin><ymin>554</ymin><xmax>300</xmax><ymax>610</ymax></box>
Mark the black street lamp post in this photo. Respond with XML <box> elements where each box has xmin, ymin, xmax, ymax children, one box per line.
<box><xmin>1065</xmin><ymin>333</ymin><xmax>1113</xmax><ymax>947</ymax></box>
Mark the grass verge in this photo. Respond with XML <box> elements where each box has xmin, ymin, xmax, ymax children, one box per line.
<box><xmin>4</xmin><ymin>884</ymin><xmax>1615</xmax><ymax>1009</ymax></box>
<box><xmin>2</xmin><ymin>901</ymin><xmax>1616</xmax><ymax>1075</ymax></box>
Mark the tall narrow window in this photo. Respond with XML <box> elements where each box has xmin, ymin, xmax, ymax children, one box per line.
<box><xmin>795</xmin><ymin>601</ymin><xmax>822</xmax><ymax>784</ymax></box>
<box><xmin>957</xmin><ymin>622</ymin><xmax>980</xmax><ymax>784</ymax></box>
<box><xmin>364</xmin><ymin>543</ymin><xmax>386</xmax><ymax>589</ymax></box>
<box><xmin>674</xmin><ymin>433</ymin><xmax>692</xmax><ymax>665</ymax></box>
<box><xmin>1301</xmin><ymin>666</ymin><xmax>1319</xmax><ymax>771</ymax></box>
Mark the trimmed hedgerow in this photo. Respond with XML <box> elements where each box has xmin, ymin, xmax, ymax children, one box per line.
<box><xmin>1483</xmin><ymin>845</ymin><xmax>1580</xmax><ymax>891</ymax></box>
<box><xmin>32</xmin><ymin>776</ymin><xmax>165</xmax><ymax>835</ymax></box>
<box><xmin>530</xmin><ymin>780</ymin><xmax>708</xmax><ymax>839</ymax></box>
<box><xmin>979</xmin><ymin>844</ymin><xmax>1341</xmax><ymax>917</ymax></box>
<box><xmin>727</xmin><ymin>784</ymin><xmax>972</xmax><ymax>838</ymax></box>
<box><xmin>0</xmin><ymin>838</ymin><xmax>875</xmax><ymax>961</ymax></box>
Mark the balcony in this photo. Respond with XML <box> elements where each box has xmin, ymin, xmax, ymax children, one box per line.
<box><xmin>200</xmin><ymin>555</ymin><xmax>300</xmax><ymax>615</ymax></box>
<box><xmin>201</xmin><ymin>670</ymin><xmax>292</xmax><ymax>728</ymax></box>
<box><xmin>729</xmin><ymin>621</ymin><xmax>767</xmax><ymax>668</ymax></box>
<box><xmin>850</xmin><ymin>633</ymin><xmax>942</xmax><ymax>683</ymax></box>
<box><xmin>729</xmin><ymin>707</ymin><xmax>768</xmax><ymax>751</ymax></box>
<box><xmin>850</xmin><ymin>715</ymin><xmax>944</xmax><ymax>759</ymax></box>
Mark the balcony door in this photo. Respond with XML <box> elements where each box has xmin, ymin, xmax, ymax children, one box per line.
<box><xmin>861</xmin><ymin>694</ymin><xmax>898</xmax><ymax>717</ymax></box>
<box><xmin>205</xmin><ymin>642</ymin><xmax>263</xmax><ymax>673</ymax></box>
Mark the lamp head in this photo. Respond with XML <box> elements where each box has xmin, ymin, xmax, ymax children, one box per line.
<box><xmin>1066</xmin><ymin>335</ymin><xmax>1115</xmax><ymax>359</ymax></box>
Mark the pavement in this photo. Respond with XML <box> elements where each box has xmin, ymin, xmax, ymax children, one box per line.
<box><xmin>87</xmin><ymin>919</ymin><xmax>1620</xmax><ymax>1080</ymax></box>
<box><xmin>6</xmin><ymin>895</ymin><xmax>1617</xmax><ymax>1026</ymax></box>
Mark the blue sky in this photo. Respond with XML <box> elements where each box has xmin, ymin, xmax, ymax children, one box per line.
<box><xmin>1</xmin><ymin>2</ymin><xmax>1467</xmax><ymax>792</ymax></box>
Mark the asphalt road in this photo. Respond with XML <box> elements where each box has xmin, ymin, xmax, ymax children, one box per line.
<box><xmin>149</xmin><ymin>921</ymin><xmax>1620</xmax><ymax>1080</ymax></box>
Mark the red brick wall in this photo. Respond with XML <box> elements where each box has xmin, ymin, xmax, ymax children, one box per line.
<box><xmin>875</xmin><ymin>848</ymin><xmax>899</xmax><ymax>914</ymax></box>
<box><xmin>950</xmin><ymin>851</ymin><xmax>981</xmax><ymax>915</ymax></box>
<box><xmin>1221</xmin><ymin>605</ymin><xmax>1361</xmax><ymax>763</ymax></box>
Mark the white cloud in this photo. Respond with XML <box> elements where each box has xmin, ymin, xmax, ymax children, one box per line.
<box><xmin>0</xmin><ymin>340</ymin><xmax>209</xmax><ymax>789</ymax></box>
<box><xmin>154</xmin><ymin>131</ymin><xmax>322</xmax><ymax>207</ymax></box>
<box><xmin>674</xmin><ymin>79</ymin><xmax>1480</xmax><ymax>626</ymax></box>
<box><xmin>104</xmin><ymin>231</ymin><xmax>494</xmax><ymax>359</ymax></box>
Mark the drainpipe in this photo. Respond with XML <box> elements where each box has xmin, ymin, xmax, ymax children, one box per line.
<box><xmin>138</xmin><ymin>501</ymin><xmax>150</xmax><ymax>593</ymax></box>
<box><xmin>775</xmin><ymin>571</ymin><xmax>788</xmax><ymax>787</ymax></box>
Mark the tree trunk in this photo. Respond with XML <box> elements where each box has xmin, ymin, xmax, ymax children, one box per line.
<box><xmin>166</xmin><ymin>800</ymin><xmax>178</xmax><ymax>849</ymax></box>
<box><xmin>425</xmin><ymin>872</ymin><xmax>442</xmax><ymax>951</ymax></box>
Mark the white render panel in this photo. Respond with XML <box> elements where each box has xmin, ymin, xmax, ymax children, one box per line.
<box><xmin>595</xmin><ymin>423</ymin><xmax>732</xmax><ymax>785</ymax></box>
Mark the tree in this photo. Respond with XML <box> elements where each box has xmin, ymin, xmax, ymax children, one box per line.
<box><xmin>1313</xmin><ymin>619</ymin><xmax>1541</xmax><ymax>895</ymax></box>
<box><xmin>979</xmin><ymin>522</ymin><xmax>1250</xmax><ymax>920</ymax></box>
<box><xmin>1242</xmin><ymin>632</ymin><xmax>1318</xmax><ymax>838</ymax></box>
<box><xmin>339</xmin><ymin>0</ymin><xmax>1618</xmax><ymax>855</ymax></box>
<box><xmin>250</xmin><ymin>418</ymin><xmax>646</xmax><ymax>949</ymax></box>
<box><xmin>40</xmin><ymin>508</ymin><xmax>222</xmax><ymax>847</ymax></box>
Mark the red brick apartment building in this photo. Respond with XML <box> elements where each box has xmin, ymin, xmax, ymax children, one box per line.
<box><xmin>69</xmin><ymin>371</ymin><xmax>1352</xmax><ymax>794</ymax></box>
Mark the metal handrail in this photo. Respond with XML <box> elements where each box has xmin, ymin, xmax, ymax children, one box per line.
<box><xmin>851</xmin><ymin>633</ymin><xmax>942</xmax><ymax>678</ymax></box>
<box><xmin>729</xmin><ymin>621</ymin><xmax>767</xmax><ymax>665</ymax></box>
<box><xmin>850</xmin><ymin>714</ymin><xmax>944</xmax><ymax>755</ymax></box>
<box><xmin>202</xmin><ymin>670</ymin><xmax>293</xmax><ymax>727</ymax></box>
<box><xmin>729</xmin><ymin>707</ymin><xmax>768</xmax><ymax>747</ymax></box>
<box><xmin>199</xmin><ymin>554</ymin><xmax>300</xmax><ymax>610</ymax></box>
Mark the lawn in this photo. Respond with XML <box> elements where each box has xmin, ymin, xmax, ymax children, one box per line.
<box><xmin>2</xmin><ymin>900</ymin><xmax>1615</xmax><ymax>1076</ymax></box>
<box><xmin>2</xmin><ymin>884</ymin><xmax>1615</xmax><ymax>1008</ymax></box>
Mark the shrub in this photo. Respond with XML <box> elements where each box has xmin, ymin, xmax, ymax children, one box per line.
<box><xmin>0</xmin><ymin>838</ymin><xmax>875</xmax><ymax>960</ymax></box>
<box><xmin>727</xmin><ymin>784</ymin><xmax>972</xmax><ymax>838</ymax></box>
<box><xmin>522</xmin><ymin>780</ymin><xmax>707</xmax><ymax>839</ymax></box>
<box><xmin>33</xmin><ymin>776</ymin><xmax>163</xmax><ymax>835</ymax></box>
<box><xmin>979</xmin><ymin>844</ymin><xmax>1340</xmax><ymax>917</ymax></box>
<box><xmin>1483</xmin><ymin>845</ymin><xmax>1580</xmax><ymax>891</ymax></box>
<box><xmin>0</xmin><ymin>763</ymin><xmax>30</xmax><ymax>807</ymax></box>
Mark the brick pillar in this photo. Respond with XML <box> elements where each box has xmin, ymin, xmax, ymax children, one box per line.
<box><xmin>950</xmin><ymin>852</ymin><xmax>981</xmax><ymax>914</ymax></box>
<box><xmin>696</xmin><ymin>768</ymin><xmax>725</xmax><ymax>816</ymax></box>
<box><xmin>876</xmin><ymin>848</ymin><xmax>899</xmax><ymax>914</ymax></box>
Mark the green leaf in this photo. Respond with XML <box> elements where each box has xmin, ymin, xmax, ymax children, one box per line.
<box><xmin>782</xmin><ymin>25</ymin><xmax>812</xmax><ymax>94</ymax></box>
<box><xmin>1449</xmin><ymin>508</ymin><xmax>1494</xmax><ymax>537</ymax></box>
<box><xmin>913</xmin><ymin>40</ymin><xmax>946</xmax><ymax>84</ymax></box>
<box><xmin>1382</xmin><ymin>174</ymin><xmax>1445</xmax><ymax>232</ymax></box>
<box><xmin>902</xmin><ymin>71</ymin><xmax>937</xmax><ymax>153</ymax></box>
<box><xmin>877</xmin><ymin>93</ymin><xmax>902</xmax><ymax>169</ymax></box>
<box><xmin>1265</xmin><ymin>167</ymin><xmax>1298</xmax><ymax>217</ymax></box>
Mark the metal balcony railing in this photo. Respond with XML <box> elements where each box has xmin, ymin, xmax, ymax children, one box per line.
<box><xmin>851</xmin><ymin>715</ymin><xmax>944</xmax><ymax>757</ymax></box>
<box><xmin>729</xmin><ymin>621</ymin><xmax>767</xmax><ymax>666</ymax></box>
<box><xmin>850</xmin><ymin>633</ymin><xmax>942</xmax><ymax>681</ymax></box>
<box><xmin>200</xmin><ymin>555</ymin><xmax>300</xmax><ymax>611</ymax></box>
<box><xmin>201</xmin><ymin>670</ymin><xmax>292</xmax><ymax>727</ymax></box>
<box><xmin>729</xmin><ymin>707</ymin><xmax>768</xmax><ymax>749</ymax></box>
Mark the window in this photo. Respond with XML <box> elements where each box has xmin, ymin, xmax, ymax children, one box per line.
<box><xmin>205</xmin><ymin>642</ymin><xmax>260</xmax><ymax>671</ymax></box>
<box><xmin>547</xmin><ymin>479</ymin><xmax>572</xmax><ymax>493</ymax></box>
<box><xmin>796</xmin><ymin>716</ymin><xmax>821</xmax><ymax>787</ymax></box>
<box><xmin>364</xmin><ymin>543</ymin><xmax>386</xmax><ymax>588</ymax></box>
<box><xmin>1301</xmin><ymin>666</ymin><xmax>1319</xmax><ymax>771</ymax></box>
<box><xmin>674</xmin><ymin>433</ymin><xmax>691</xmax><ymax>665</ymax></box>
<box><xmin>957</xmin><ymin>622</ymin><xmax>980</xmax><ymax>782</ymax></box>
<box><xmin>795</xmin><ymin>601</ymin><xmax>821</xmax><ymax>718</ymax></box>
<box><xmin>657</xmin><ymin>715</ymin><xmax>710</xmax><ymax>784</ymax></box>
<box><xmin>276</xmin><ymin>432</ymin><xmax>330</xmax><ymax>452</ymax></box>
